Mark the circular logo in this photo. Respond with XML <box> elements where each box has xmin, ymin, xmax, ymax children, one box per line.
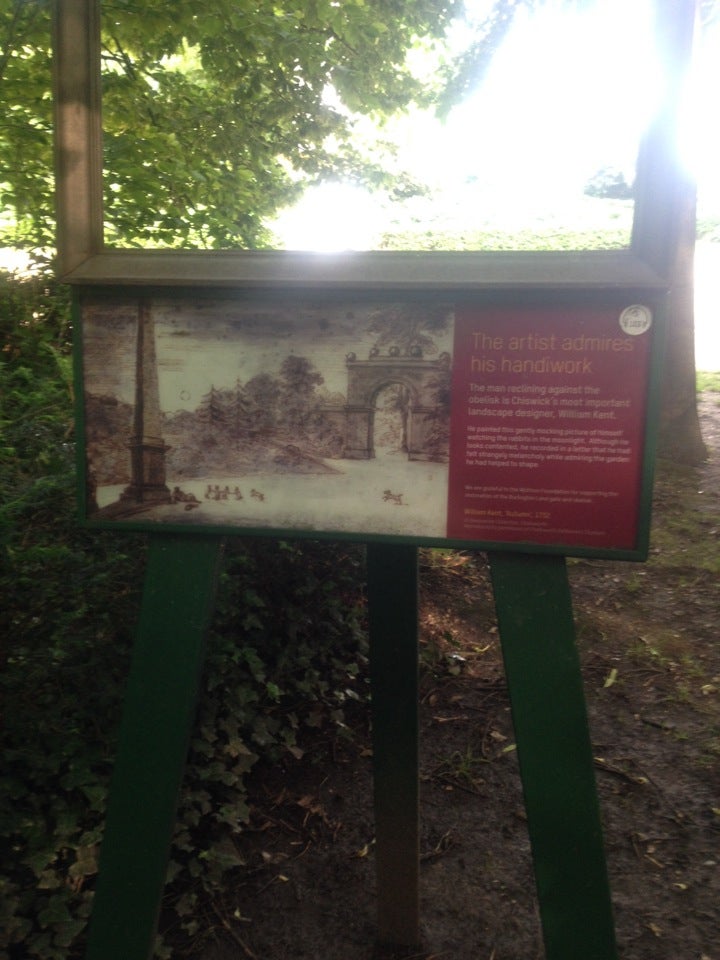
<box><xmin>619</xmin><ymin>305</ymin><xmax>652</xmax><ymax>336</ymax></box>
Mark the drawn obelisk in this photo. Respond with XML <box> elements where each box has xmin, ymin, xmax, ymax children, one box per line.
<box><xmin>121</xmin><ymin>300</ymin><xmax>171</xmax><ymax>503</ymax></box>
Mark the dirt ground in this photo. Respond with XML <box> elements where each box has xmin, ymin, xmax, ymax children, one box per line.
<box><xmin>191</xmin><ymin>394</ymin><xmax>720</xmax><ymax>960</ymax></box>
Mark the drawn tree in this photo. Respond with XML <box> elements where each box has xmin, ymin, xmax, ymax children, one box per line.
<box><xmin>244</xmin><ymin>372</ymin><xmax>280</xmax><ymax>439</ymax></box>
<box><xmin>227</xmin><ymin>378</ymin><xmax>253</xmax><ymax>448</ymax></box>
<box><xmin>366</xmin><ymin>305</ymin><xmax>452</xmax><ymax>357</ymax></box>
<box><xmin>419</xmin><ymin>368</ymin><xmax>452</xmax><ymax>458</ymax></box>
<box><xmin>197</xmin><ymin>385</ymin><xmax>228</xmax><ymax>442</ymax></box>
<box><xmin>278</xmin><ymin>356</ymin><xmax>324</xmax><ymax>436</ymax></box>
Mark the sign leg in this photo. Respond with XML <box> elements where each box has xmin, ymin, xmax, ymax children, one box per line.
<box><xmin>86</xmin><ymin>534</ymin><xmax>224</xmax><ymax>960</ymax></box>
<box><xmin>488</xmin><ymin>552</ymin><xmax>618</xmax><ymax>960</ymax></box>
<box><xmin>367</xmin><ymin>543</ymin><xmax>420</xmax><ymax>951</ymax></box>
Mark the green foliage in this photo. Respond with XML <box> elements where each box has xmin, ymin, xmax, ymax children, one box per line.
<box><xmin>380</xmin><ymin>223</ymin><xmax>632</xmax><ymax>252</ymax></box>
<box><xmin>0</xmin><ymin>269</ymin><xmax>369</xmax><ymax>958</ymax></box>
<box><xmin>696</xmin><ymin>217</ymin><xmax>720</xmax><ymax>241</ymax></box>
<box><xmin>697</xmin><ymin>371</ymin><xmax>720</xmax><ymax>393</ymax></box>
<box><xmin>1</xmin><ymin>270</ymin><xmax>145</xmax><ymax>959</ymax></box>
<box><xmin>0</xmin><ymin>2</ymin><xmax>56</xmax><ymax>249</ymax></box>
<box><xmin>0</xmin><ymin>271</ymin><xmax>73</xmax><ymax>545</ymax></box>
<box><xmin>650</xmin><ymin>452</ymin><xmax>720</xmax><ymax>575</ymax></box>
<box><xmin>584</xmin><ymin>166</ymin><xmax>634</xmax><ymax>200</ymax></box>
<box><xmin>162</xmin><ymin>539</ymin><xmax>367</xmax><ymax>951</ymax></box>
<box><xmin>2</xmin><ymin>0</ymin><xmax>462</xmax><ymax>250</ymax></box>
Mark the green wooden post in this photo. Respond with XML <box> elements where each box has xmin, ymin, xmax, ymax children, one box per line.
<box><xmin>367</xmin><ymin>543</ymin><xmax>420</xmax><ymax>950</ymax></box>
<box><xmin>488</xmin><ymin>552</ymin><xmax>617</xmax><ymax>960</ymax></box>
<box><xmin>86</xmin><ymin>534</ymin><xmax>224</xmax><ymax>960</ymax></box>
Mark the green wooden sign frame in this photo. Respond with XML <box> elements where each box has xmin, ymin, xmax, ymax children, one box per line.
<box><xmin>52</xmin><ymin>1</ymin><xmax>696</xmax><ymax>959</ymax></box>
<box><xmin>55</xmin><ymin>0</ymin><xmax>689</xmax><ymax>563</ymax></box>
<box><xmin>73</xmin><ymin>284</ymin><xmax>666</xmax><ymax>561</ymax></box>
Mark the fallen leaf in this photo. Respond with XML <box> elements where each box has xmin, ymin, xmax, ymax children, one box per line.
<box><xmin>604</xmin><ymin>668</ymin><xmax>618</xmax><ymax>689</ymax></box>
<box><xmin>351</xmin><ymin>840</ymin><xmax>375</xmax><ymax>859</ymax></box>
<box><xmin>261</xmin><ymin>850</ymin><xmax>288</xmax><ymax>865</ymax></box>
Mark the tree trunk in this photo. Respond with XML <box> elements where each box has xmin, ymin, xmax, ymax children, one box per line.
<box><xmin>657</xmin><ymin>181</ymin><xmax>707</xmax><ymax>464</ymax></box>
<box><xmin>631</xmin><ymin>0</ymin><xmax>705</xmax><ymax>465</ymax></box>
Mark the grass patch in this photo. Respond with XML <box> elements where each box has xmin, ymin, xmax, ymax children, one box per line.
<box><xmin>697</xmin><ymin>371</ymin><xmax>720</xmax><ymax>392</ymax></box>
<box><xmin>650</xmin><ymin>457</ymin><xmax>720</xmax><ymax>573</ymax></box>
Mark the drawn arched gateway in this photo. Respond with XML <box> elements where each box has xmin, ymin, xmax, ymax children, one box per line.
<box><xmin>343</xmin><ymin>353</ymin><xmax>450</xmax><ymax>462</ymax></box>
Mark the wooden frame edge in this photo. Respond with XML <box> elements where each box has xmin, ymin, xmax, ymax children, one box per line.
<box><xmin>60</xmin><ymin>249</ymin><xmax>670</xmax><ymax>291</ymax></box>
<box><xmin>53</xmin><ymin>0</ymin><xmax>103</xmax><ymax>276</ymax></box>
<box><xmin>52</xmin><ymin>1</ymin><xmax>695</xmax><ymax>290</ymax></box>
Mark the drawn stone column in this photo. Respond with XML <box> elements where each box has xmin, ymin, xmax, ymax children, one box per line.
<box><xmin>121</xmin><ymin>300</ymin><xmax>171</xmax><ymax>503</ymax></box>
<box><xmin>343</xmin><ymin>356</ymin><xmax>374</xmax><ymax>458</ymax></box>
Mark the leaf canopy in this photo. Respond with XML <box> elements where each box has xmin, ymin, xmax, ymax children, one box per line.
<box><xmin>1</xmin><ymin>0</ymin><xmax>463</xmax><ymax>250</ymax></box>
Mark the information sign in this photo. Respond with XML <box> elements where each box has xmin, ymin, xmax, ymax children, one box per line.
<box><xmin>78</xmin><ymin>292</ymin><xmax>661</xmax><ymax>558</ymax></box>
<box><xmin>447</xmin><ymin>303</ymin><xmax>655</xmax><ymax>551</ymax></box>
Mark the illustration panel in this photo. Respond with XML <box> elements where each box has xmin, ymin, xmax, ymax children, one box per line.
<box><xmin>80</xmin><ymin>296</ymin><xmax>454</xmax><ymax>540</ymax></box>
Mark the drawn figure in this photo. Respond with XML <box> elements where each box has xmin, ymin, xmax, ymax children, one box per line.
<box><xmin>251</xmin><ymin>489</ymin><xmax>265</xmax><ymax>501</ymax></box>
<box><xmin>233</xmin><ymin>486</ymin><xmax>243</xmax><ymax>500</ymax></box>
<box><xmin>171</xmin><ymin>486</ymin><xmax>200</xmax><ymax>504</ymax></box>
<box><xmin>204</xmin><ymin>484</ymin><xmax>213</xmax><ymax>499</ymax></box>
<box><xmin>383</xmin><ymin>489</ymin><xmax>404</xmax><ymax>505</ymax></box>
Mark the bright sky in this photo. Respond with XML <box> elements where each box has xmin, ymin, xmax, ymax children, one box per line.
<box><xmin>271</xmin><ymin>0</ymin><xmax>720</xmax><ymax>251</ymax></box>
<box><xmin>401</xmin><ymin>0</ymin><xmax>658</xmax><ymax>197</ymax></box>
<box><xmin>681</xmin><ymin>11</ymin><xmax>720</xmax><ymax>206</ymax></box>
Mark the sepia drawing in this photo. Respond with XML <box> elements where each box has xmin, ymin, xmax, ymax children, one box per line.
<box><xmin>80</xmin><ymin>296</ymin><xmax>454</xmax><ymax>538</ymax></box>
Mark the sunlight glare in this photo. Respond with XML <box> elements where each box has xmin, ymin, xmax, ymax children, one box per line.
<box><xmin>679</xmin><ymin>18</ymin><xmax>720</xmax><ymax>208</ymax></box>
<box><xmin>270</xmin><ymin>182</ymin><xmax>384</xmax><ymax>251</ymax></box>
<box><xmin>0</xmin><ymin>248</ymin><xmax>33</xmax><ymax>274</ymax></box>
<box><xmin>271</xmin><ymin>0</ymin><xmax>664</xmax><ymax>250</ymax></box>
<box><xmin>441</xmin><ymin>0</ymin><xmax>659</xmax><ymax>202</ymax></box>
